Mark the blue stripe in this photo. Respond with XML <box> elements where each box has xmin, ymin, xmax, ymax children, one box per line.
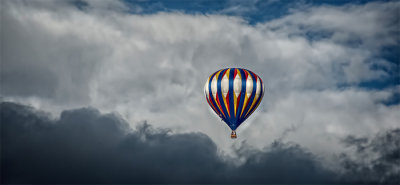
<box><xmin>208</xmin><ymin>71</ymin><xmax>226</xmax><ymax>121</ymax></box>
<box><xmin>235</xmin><ymin>68</ymin><xmax>247</xmax><ymax>127</ymax></box>
<box><xmin>228</xmin><ymin>68</ymin><xmax>235</xmax><ymax>128</ymax></box>
<box><xmin>238</xmin><ymin>70</ymin><xmax>257</xmax><ymax>124</ymax></box>
<box><xmin>243</xmin><ymin>81</ymin><xmax>264</xmax><ymax>121</ymax></box>
<box><xmin>217</xmin><ymin>69</ymin><xmax>230</xmax><ymax>122</ymax></box>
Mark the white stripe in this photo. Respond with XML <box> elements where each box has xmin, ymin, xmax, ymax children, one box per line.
<box><xmin>246</xmin><ymin>74</ymin><xmax>253</xmax><ymax>97</ymax></box>
<box><xmin>233</xmin><ymin>74</ymin><xmax>241</xmax><ymax>97</ymax></box>
<box><xmin>221</xmin><ymin>73</ymin><xmax>229</xmax><ymax>97</ymax></box>
<box><xmin>211</xmin><ymin>75</ymin><xmax>218</xmax><ymax>100</ymax></box>
<box><xmin>262</xmin><ymin>79</ymin><xmax>265</xmax><ymax>95</ymax></box>
<box><xmin>256</xmin><ymin>77</ymin><xmax>261</xmax><ymax>95</ymax></box>
<box><xmin>204</xmin><ymin>78</ymin><xmax>209</xmax><ymax>96</ymax></box>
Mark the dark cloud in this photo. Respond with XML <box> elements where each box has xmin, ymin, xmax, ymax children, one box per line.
<box><xmin>231</xmin><ymin>141</ymin><xmax>337</xmax><ymax>184</ymax></box>
<box><xmin>340</xmin><ymin>128</ymin><xmax>400</xmax><ymax>184</ymax></box>
<box><xmin>1</xmin><ymin>102</ymin><xmax>398</xmax><ymax>184</ymax></box>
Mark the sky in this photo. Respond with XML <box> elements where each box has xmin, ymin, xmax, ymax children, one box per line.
<box><xmin>1</xmin><ymin>0</ymin><xmax>399</xmax><ymax>184</ymax></box>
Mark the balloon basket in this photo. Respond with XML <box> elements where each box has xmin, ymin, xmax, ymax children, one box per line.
<box><xmin>231</xmin><ymin>130</ymin><xmax>237</xmax><ymax>139</ymax></box>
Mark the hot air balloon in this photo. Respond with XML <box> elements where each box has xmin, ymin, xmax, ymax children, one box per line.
<box><xmin>204</xmin><ymin>68</ymin><xmax>265</xmax><ymax>139</ymax></box>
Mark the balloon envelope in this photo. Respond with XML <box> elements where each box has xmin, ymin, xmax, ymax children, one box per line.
<box><xmin>204</xmin><ymin>68</ymin><xmax>264</xmax><ymax>131</ymax></box>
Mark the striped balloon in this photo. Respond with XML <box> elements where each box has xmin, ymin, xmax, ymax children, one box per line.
<box><xmin>204</xmin><ymin>68</ymin><xmax>264</xmax><ymax>138</ymax></box>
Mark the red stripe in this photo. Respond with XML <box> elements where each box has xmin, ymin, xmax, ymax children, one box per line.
<box><xmin>253</xmin><ymin>72</ymin><xmax>258</xmax><ymax>83</ymax></box>
<box><xmin>221</xmin><ymin>69</ymin><xmax>228</xmax><ymax>78</ymax></box>
<box><xmin>243</xmin><ymin>71</ymin><xmax>258</xmax><ymax>117</ymax></box>
<box><xmin>244</xmin><ymin>69</ymin><xmax>249</xmax><ymax>80</ymax></box>
<box><xmin>208</xmin><ymin>96</ymin><xmax>218</xmax><ymax>114</ymax></box>
<box><xmin>225</xmin><ymin>92</ymin><xmax>230</xmax><ymax>113</ymax></box>
<box><xmin>216</xmin><ymin>95</ymin><xmax>224</xmax><ymax>117</ymax></box>
<box><xmin>206</xmin><ymin>97</ymin><xmax>218</xmax><ymax>114</ymax></box>
<box><xmin>236</xmin><ymin>92</ymin><xmax>241</xmax><ymax>115</ymax></box>
<box><xmin>243</xmin><ymin>94</ymin><xmax>252</xmax><ymax>114</ymax></box>
<box><xmin>251</xmin><ymin>71</ymin><xmax>258</xmax><ymax>83</ymax></box>
<box><xmin>220</xmin><ymin>69</ymin><xmax>229</xmax><ymax>115</ymax></box>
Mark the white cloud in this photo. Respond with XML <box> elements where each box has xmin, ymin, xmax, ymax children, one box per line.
<box><xmin>263</xmin><ymin>2</ymin><xmax>399</xmax><ymax>49</ymax></box>
<box><xmin>1</xmin><ymin>0</ymin><xmax>398</xmax><ymax>164</ymax></box>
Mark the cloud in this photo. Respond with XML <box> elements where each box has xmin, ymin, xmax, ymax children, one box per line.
<box><xmin>0</xmin><ymin>0</ymin><xmax>399</xmax><ymax>169</ymax></box>
<box><xmin>339</xmin><ymin>129</ymin><xmax>400</xmax><ymax>183</ymax></box>
<box><xmin>1</xmin><ymin>102</ymin><xmax>223</xmax><ymax>183</ymax></box>
<box><xmin>0</xmin><ymin>101</ymin><xmax>334</xmax><ymax>183</ymax></box>
<box><xmin>264</xmin><ymin>1</ymin><xmax>399</xmax><ymax>54</ymax></box>
<box><xmin>2</xmin><ymin>101</ymin><xmax>399</xmax><ymax>184</ymax></box>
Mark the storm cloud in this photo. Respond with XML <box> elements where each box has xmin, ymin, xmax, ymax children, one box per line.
<box><xmin>1</xmin><ymin>102</ymin><xmax>398</xmax><ymax>184</ymax></box>
<box><xmin>340</xmin><ymin>129</ymin><xmax>400</xmax><ymax>183</ymax></box>
<box><xmin>0</xmin><ymin>101</ymin><xmax>331</xmax><ymax>183</ymax></box>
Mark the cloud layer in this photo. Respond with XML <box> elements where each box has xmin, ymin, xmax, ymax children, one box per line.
<box><xmin>0</xmin><ymin>102</ymin><xmax>332</xmax><ymax>183</ymax></box>
<box><xmin>0</xmin><ymin>0</ymin><xmax>399</xmax><ymax>183</ymax></box>
<box><xmin>3</xmin><ymin>102</ymin><xmax>398</xmax><ymax>184</ymax></box>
